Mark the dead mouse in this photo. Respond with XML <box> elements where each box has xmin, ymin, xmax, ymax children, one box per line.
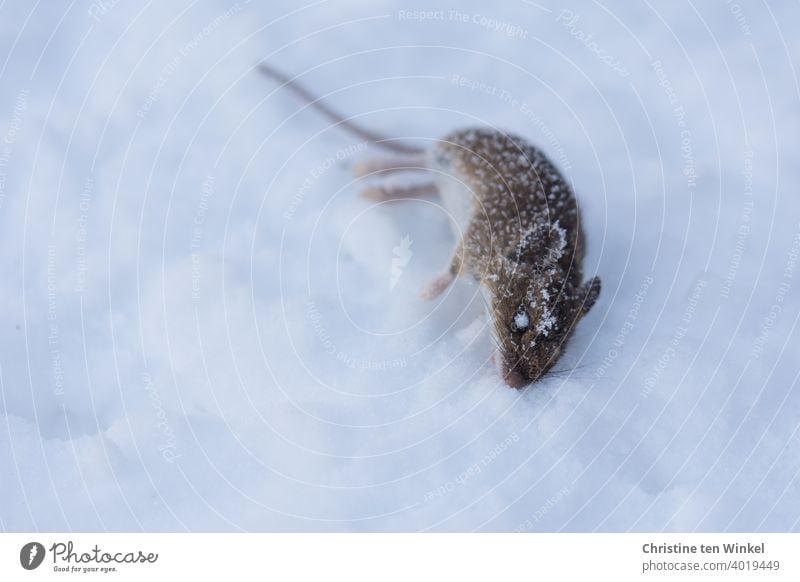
<box><xmin>259</xmin><ymin>63</ymin><xmax>601</xmax><ymax>388</ymax></box>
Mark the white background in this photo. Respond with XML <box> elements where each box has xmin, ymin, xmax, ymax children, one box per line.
<box><xmin>0</xmin><ymin>1</ymin><xmax>798</xmax><ymax>531</ymax></box>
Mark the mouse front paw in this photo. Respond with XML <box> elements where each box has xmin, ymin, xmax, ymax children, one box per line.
<box><xmin>419</xmin><ymin>272</ymin><xmax>455</xmax><ymax>300</ymax></box>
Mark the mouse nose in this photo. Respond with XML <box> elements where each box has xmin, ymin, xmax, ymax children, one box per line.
<box><xmin>504</xmin><ymin>368</ymin><xmax>529</xmax><ymax>389</ymax></box>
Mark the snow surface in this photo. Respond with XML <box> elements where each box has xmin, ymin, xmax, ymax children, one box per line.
<box><xmin>1</xmin><ymin>0</ymin><xmax>799</xmax><ymax>531</ymax></box>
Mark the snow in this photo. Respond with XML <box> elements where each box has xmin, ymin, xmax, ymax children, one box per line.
<box><xmin>535</xmin><ymin>309</ymin><xmax>556</xmax><ymax>337</ymax></box>
<box><xmin>513</xmin><ymin>312</ymin><xmax>529</xmax><ymax>331</ymax></box>
<box><xmin>1</xmin><ymin>0</ymin><xmax>799</xmax><ymax>532</ymax></box>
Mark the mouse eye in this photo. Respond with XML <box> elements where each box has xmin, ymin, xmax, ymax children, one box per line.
<box><xmin>510</xmin><ymin>306</ymin><xmax>529</xmax><ymax>332</ymax></box>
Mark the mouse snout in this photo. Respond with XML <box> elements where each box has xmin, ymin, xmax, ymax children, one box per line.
<box><xmin>503</xmin><ymin>367</ymin><xmax>529</xmax><ymax>389</ymax></box>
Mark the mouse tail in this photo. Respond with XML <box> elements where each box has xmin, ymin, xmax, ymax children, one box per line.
<box><xmin>257</xmin><ymin>62</ymin><xmax>424</xmax><ymax>156</ymax></box>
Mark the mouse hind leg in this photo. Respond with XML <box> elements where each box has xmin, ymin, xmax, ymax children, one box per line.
<box><xmin>352</xmin><ymin>154</ymin><xmax>428</xmax><ymax>178</ymax></box>
<box><xmin>361</xmin><ymin>182</ymin><xmax>438</xmax><ymax>201</ymax></box>
<box><xmin>355</xmin><ymin>152</ymin><xmax>435</xmax><ymax>200</ymax></box>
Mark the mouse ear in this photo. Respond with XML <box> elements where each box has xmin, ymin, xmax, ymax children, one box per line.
<box><xmin>576</xmin><ymin>276</ymin><xmax>601</xmax><ymax>315</ymax></box>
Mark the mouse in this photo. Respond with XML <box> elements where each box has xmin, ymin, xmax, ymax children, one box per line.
<box><xmin>259</xmin><ymin>63</ymin><xmax>601</xmax><ymax>388</ymax></box>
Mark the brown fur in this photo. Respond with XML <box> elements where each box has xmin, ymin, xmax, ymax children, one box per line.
<box><xmin>432</xmin><ymin>128</ymin><xmax>601</xmax><ymax>386</ymax></box>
